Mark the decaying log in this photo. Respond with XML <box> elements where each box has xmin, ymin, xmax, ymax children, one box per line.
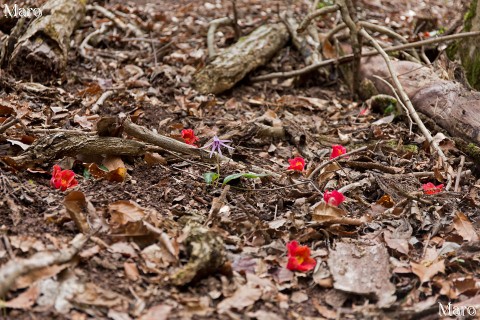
<box><xmin>192</xmin><ymin>23</ymin><xmax>289</xmax><ymax>94</ymax></box>
<box><xmin>7</xmin><ymin>0</ymin><xmax>86</xmax><ymax>82</ymax></box>
<box><xmin>7</xmin><ymin>133</ymin><xmax>146</xmax><ymax>168</ymax></box>
<box><xmin>360</xmin><ymin>56</ymin><xmax>480</xmax><ymax>152</ymax></box>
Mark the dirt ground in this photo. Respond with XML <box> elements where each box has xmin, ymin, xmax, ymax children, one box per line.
<box><xmin>1</xmin><ymin>0</ymin><xmax>480</xmax><ymax>319</ymax></box>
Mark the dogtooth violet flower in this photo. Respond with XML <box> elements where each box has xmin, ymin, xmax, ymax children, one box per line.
<box><xmin>287</xmin><ymin>157</ymin><xmax>306</xmax><ymax>172</ymax></box>
<box><xmin>324</xmin><ymin>190</ymin><xmax>345</xmax><ymax>206</ymax></box>
<box><xmin>181</xmin><ymin>129</ymin><xmax>199</xmax><ymax>146</ymax></box>
<box><xmin>330</xmin><ymin>144</ymin><xmax>347</xmax><ymax>159</ymax></box>
<box><xmin>50</xmin><ymin>165</ymin><xmax>78</xmax><ymax>191</ymax></box>
<box><xmin>202</xmin><ymin>135</ymin><xmax>234</xmax><ymax>158</ymax></box>
<box><xmin>422</xmin><ymin>182</ymin><xmax>444</xmax><ymax>195</ymax></box>
<box><xmin>286</xmin><ymin>240</ymin><xmax>316</xmax><ymax>272</ymax></box>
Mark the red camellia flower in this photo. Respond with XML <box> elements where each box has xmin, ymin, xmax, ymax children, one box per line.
<box><xmin>50</xmin><ymin>165</ymin><xmax>78</xmax><ymax>191</ymax></box>
<box><xmin>286</xmin><ymin>241</ymin><xmax>316</xmax><ymax>272</ymax></box>
<box><xmin>181</xmin><ymin>129</ymin><xmax>199</xmax><ymax>146</ymax></box>
<box><xmin>422</xmin><ymin>182</ymin><xmax>444</xmax><ymax>195</ymax></box>
<box><xmin>330</xmin><ymin>144</ymin><xmax>347</xmax><ymax>159</ymax></box>
<box><xmin>324</xmin><ymin>190</ymin><xmax>345</xmax><ymax>206</ymax></box>
<box><xmin>287</xmin><ymin>157</ymin><xmax>306</xmax><ymax>172</ymax></box>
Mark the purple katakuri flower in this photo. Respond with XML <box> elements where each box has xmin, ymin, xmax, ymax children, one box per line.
<box><xmin>201</xmin><ymin>135</ymin><xmax>234</xmax><ymax>158</ymax></box>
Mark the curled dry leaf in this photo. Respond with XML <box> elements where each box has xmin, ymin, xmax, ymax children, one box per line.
<box><xmin>124</xmin><ymin>262</ymin><xmax>140</xmax><ymax>282</ymax></box>
<box><xmin>411</xmin><ymin>259</ymin><xmax>445</xmax><ymax>283</ymax></box>
<box><xmin>64</xmin><ymin>191</ymin><xmax>98</xmax><ymax>234</ymax></box>
<box><xmin>108</xmin><ymin>200</ymin><xmax>149</xmax><ymax>236</ymax></box>
<box><xmin>3</xmin><ymin>284</ymin><xmax>40</xmax><ymax>309</ymax></box>
<box><xmin>453</xmin><ymin>211</ymin><xmax>479</xmax><ymax>242</ymax></box>
<box><xmin>311</xmin><ymin>202</ymin><xmax>364</xmax><ymax>226</ymax></box>
<box><xmin>138</xmin><ymin>305</ymin><xmax>172</xmax><ymax>320</ymax></box>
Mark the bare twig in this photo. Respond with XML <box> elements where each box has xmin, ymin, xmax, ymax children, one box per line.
<box><xmin>91</xmin><ymin>90</ymin><xmax>114</xmax><ymax>114</ymax></box>
<box><xmin>373</xmin><ymin>75</ymin><xmax>413</xmax><ymax>134</ymax></box>
<box><xmin>359</xmin><ymin>28</ymin><xmax>448</xmax><ymax>164</ymax></box>
<box><xmin>359</xmin><ymin>21</ymin><xmax>420</xmax><ymax>62</ymax></box>
<box><xmin>87</xmin><ymin>4</ymin><xmax>144</xmax><ymax>37</ymax></box>
<box><xmin>307</xmin><ymin>146</ymin><xmax>368</xmax><ymax>179</ymax></box>
<box><xmin>0</xmin><ymin>234</ymin><xmax>88</xmax><ymax>297</ymax></box>
<box><xmin>297</xmin><ymin>4</ymin><xmax>340</xmax><ymax>33</ymax></box>
<box><xmin>231</xmin><ymin>0</ymin><xmax>241</xmax><ymax>40</ymax></box>
<box><xmin>454</xmin><ymin>156</ymin><xmax>465</xmax><ymax>192</ymax></box>
<box><xmin>337</xmin><ymin>0</ymin><xmax>361</xmax><ymax>94</ymax></box>
<box><xmin>79</xmin><ymin>23</ymin><xmax>110</xmax><ymax>60</ymax></box>
<box><xmin>251</xmin><ymin>31</ymin><xmax>480</xmax><ymax>82</ymax></box>
<box><xmin>344</xmin><ymin>160</ymin><xmax>401</xmax><ymax>174</ymax></box>
<box><xmin>207</xmin><ymin>17</ymin><xmax>233</xmax><ymax>58</ymax></box>
<box><xmin>326</xmin><ymin>22</ymin><xmax>347</xmax><ymax>41</ymax></box>
<box><xmin>0</xmin><ymin>116</ymin><xmax>20</xmax><ymax>134</ymax></box>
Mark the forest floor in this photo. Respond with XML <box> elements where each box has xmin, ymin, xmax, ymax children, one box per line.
<box><xmin>1</xmin><ymin>0</ymin><xmax>480</xmax><ymax>319</ymax></box>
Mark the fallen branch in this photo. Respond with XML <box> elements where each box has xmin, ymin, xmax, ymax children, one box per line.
<box><xmin>251</xmin><ymin>31</ymin><xmax>480</xmax><ymax>82</ymax></box>
<box><xmin>192</xmin><ymin>23</ymin><xmax>289</xmax><ymax>94</ymax></box>
<box><xmin>7</xmin><ymin>133</ymin><xmax>147</xmax><ymax>168</ymax></box>
<box><xmin>0</xmin><ymin>234</ymin><xmax>88</xmax><ymax>297</ymax></box>
<box><xmin>123</xmin><ymin>117</ymin><xmax>282</xmax><ymax>178</ymax></box>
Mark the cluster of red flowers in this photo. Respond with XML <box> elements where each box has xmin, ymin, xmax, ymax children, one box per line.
<box><xmin>50</xmin><ymin>165</ymin><xmax>78</xmax><ymax>191</ymax></box>
<box><xmin>422</xmin><ymin>182</ymin><xmax>444</xmax><ymax>195</ymax></box>
<box><xmin>286</xmin><ymin>240</ymin><xmax>316</xmax><ymax>272</ymax></box>
<box><xmin>181</xmin><ymin>129</ymin><xmax>199</xmax><ymax>146</ymax></box>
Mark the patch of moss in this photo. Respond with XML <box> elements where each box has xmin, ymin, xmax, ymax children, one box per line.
<box><xmin>403</xmin><ymin>145</ymin><xmax>418</xmax><ymax>153</ymax></box>
<box><xmin>464</xmin><ymin>0</ymin><xmax>478</xmax><ymax>32</ymax></box>
<box><xmin>465</xmin><ymin>53</ymin><xmax>480</xmax><ymax>90</ymax></box>
<box><xmin>466</xmin><ymin>143</ymin><xmax>480</xmax><ymax>161</ymax></box>
<box><xmin>446</xmin><ymin>41</ymin><xmax>459</xmax><ymax>60</ymax></box>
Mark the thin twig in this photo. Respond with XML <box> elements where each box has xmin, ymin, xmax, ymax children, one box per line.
<box><xmin>337</xmin><ymin>0</ymin><xmax>361</xmax><ymax>95</ymax></box>
<box><xmin>91</xmin><ymin>90</ymin><xmax>114</xmax><ymax>114</ymax></box>
<box><xmin>454</xmin><ymin>156</ymin><xmax>465</xmax><ymax>192</ymax></box>
<box><xmin>326</xmin><ymin>22</ymin><xmax>347</xmax><ymax>41</ymax></box>
<box><xmin>250</xmin><ymin>31</ymin><xmax>480</xmax><ymax>82</ymax></box>
<box><xmin>79</xmin><ymin>23</ymin><xmax>110</xmax><ymax>60</ymax></box>
<box><xmin>0</xmin><ymin>116</ymin><xmax>20</xmax><ymax>134</ymax></box>
<box><xmin>87</xmin><ymin>4</ymin><xmax>144</xmax><ymax>37</ymax></box>
<box><xmin>359</xmin><ymin>21</ymin><xmax>420</xmax><ymax>61</ymax></box>
<box><xmin>297</xmin><ymin>4</ymin><xmax>340</xmax><ymax>33</ymax></box>
<box><xmin>231</xmin><ymin>0</ymin><xmax>241</xmax><ymax>40</ymax></box>
<box><xmin>359</xmin><ymin>28</ymin><xmax>448</xmax><ymax>164</ymax></box>
<box><xmin>207</xmin><ymin>17</ymin><xmax>233</xmax><ymax>58</ymax></box>
<box><xmin>307</xmin><ymin>146</ymin><xmax>368</xmax><ymax>179</ymax></box>
<box><xmin>373</xmin><ymin>75</ymin><xmax>413</xmax><ymax>134</ymax></box>
<box><xmin>230</xmin><ymin>180</ymin><xmax>313</xmax><ymax>191</ymax></box>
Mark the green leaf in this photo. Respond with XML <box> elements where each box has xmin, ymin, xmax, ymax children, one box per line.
<box><xmin>203</xmin><ymin>172</ymin><xmax>220</xmax><ymax>185</ymax></box>
<box><xmin>222</xmin><ymin>172</ymin><xmax>268</xmax><ymax>185</ymax></box>
<box><xmin>83</xmin><ymin>168</ymin><xmax>91</xmax><ymax>179</ymax></box>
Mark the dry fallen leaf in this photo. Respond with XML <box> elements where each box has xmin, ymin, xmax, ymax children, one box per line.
<box><xmin>3</xmin><ymin>284</ymin><xmax>40</xmax><ymax>309</ymax></box>
<box><xmin>411</xmin><ymin>259</ymin><xmax>445</xmax><ymax>283</ymax></box>
<box><xmin>138</xmin><ymin>305</ymin><xmax>172</xmax><ymax>320</ymax></box>
<box><xmin>453</xmin><ymin>211</ymin><xmax>479</xmax><ymax>241</ymax></box>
